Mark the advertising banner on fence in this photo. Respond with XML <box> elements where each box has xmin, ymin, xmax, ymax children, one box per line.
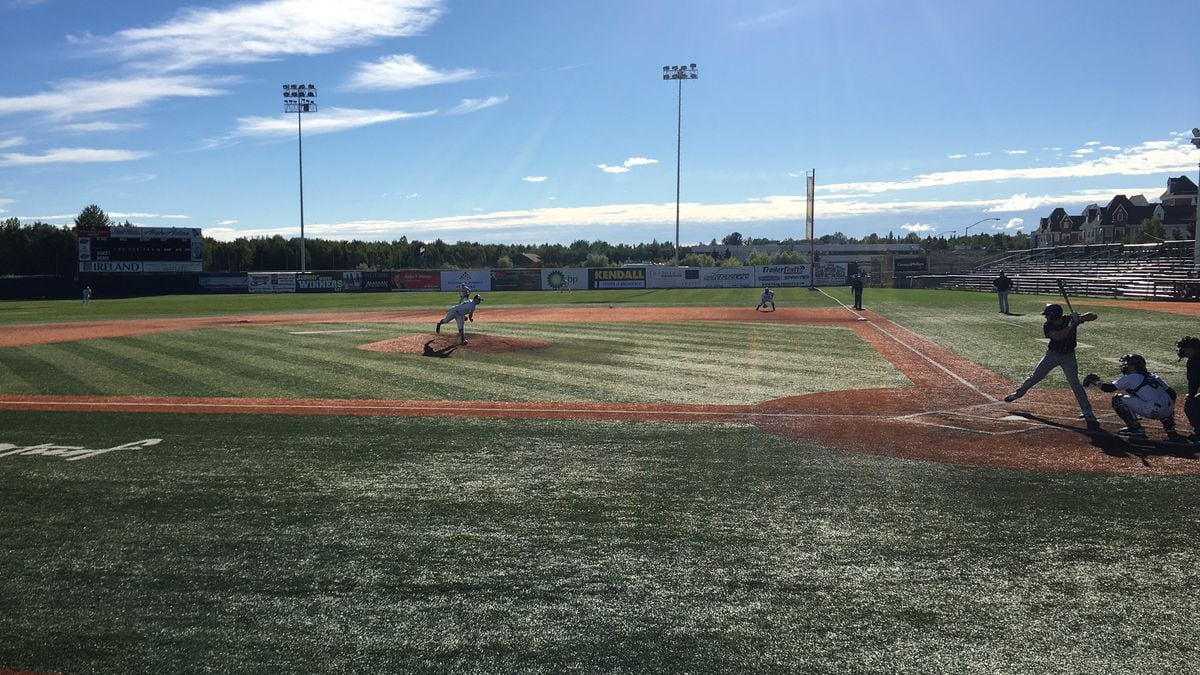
<box><xmin>440</xmin><ymin>269</ymin><xmax>492</xmax><ymax>293</ymax></box>
<box><xmin>296</xmin><ymin>272</ymin><xmax>344</xmax><ymax>293</ymax></box>
<box><xmin>341</xmin><ymin>271</ymin><xmax>392</xmax><ymax>292</ymax></box>
<box><xmin>199</xmin><ymin>273</ymin><xmax>249</xmax><ymax>293</ymax></box>
<box><xmin>812</xmin><ymin>262</ymin><xmax>849</xmax><ymax>286</ymax></box>
<box><xmin>390</xmin><ymin>270</ymin><xmax>440</xmax><ymax>291</ymax></box>
<box><xmin>646</xmin><ymin>266</ymin><xmax>701</xmax><ymax>289</ymax></box>
<box><xmin>490</xmin><ymin>269</ymin><xmax>542</xmax><ymax>291</ymax></box>
<box><xmin>754</xmin><ymin>265</ymin><xmax>811</xmax><ymax>287</ymax></box>
<box><xmin>248</xmin><ymin>273</ymin><xmax>296</xmax><ymax>293</ymax></box>
<box><xmin>893</xmin><ymin>257</ymin><xmax>928</xmax><ymax>273</ymax></box>
<box><xmin>699</xmin><ymin>266</ymin><xmax>755</xmax><ymax>288</ymax></box>
<box><xmin>541</xmin><ymin>268</ymin><xmax>585</xmax><ymax>291</ymax></box>
<box><xmin>589</xmin><ymin>267</ymin><xmax>646</xmax><ymax>289</ymax></box>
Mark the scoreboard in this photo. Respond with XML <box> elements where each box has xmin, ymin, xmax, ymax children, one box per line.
<box><xmin>78</xmin><ymin>226</ymin><xmax>203</xmax><ymax>273</ymax></box>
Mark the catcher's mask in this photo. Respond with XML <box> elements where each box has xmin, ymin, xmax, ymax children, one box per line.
<box><xmin>1119</xmin><ymin>353</ymin><xmax>1147</xmax><ymax>374</ymax></box>
<box><xmin>1176</xmin><ymin>336</ymin><xmax>1200</xmax><ymax>359</ymax></box>
<box><xmin>1041</xmin><ymin>303</ymin><xmax>1064</xmax><ymax>319</ymax></box>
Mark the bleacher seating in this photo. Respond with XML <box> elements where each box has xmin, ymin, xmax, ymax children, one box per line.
<box><xmin>910</xmin><ymin>241</ymin><xmax>1200</xmax><ymax>300</ymax></box>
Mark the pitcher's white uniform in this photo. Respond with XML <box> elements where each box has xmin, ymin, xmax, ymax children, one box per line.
<box><xmin>437</xmin><ymin>297</ymin><xmax>480</xmax><ymax>332</ymax></box>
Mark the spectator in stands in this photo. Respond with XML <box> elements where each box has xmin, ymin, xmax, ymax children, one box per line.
<box><xmin>993</xmin><ymin>271</ymin><xmax>1013</xmax><ymax>314</ymax></box>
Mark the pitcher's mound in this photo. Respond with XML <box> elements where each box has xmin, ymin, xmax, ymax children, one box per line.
<box><xmin>359</xmin><ymin>333</ymin><xmax>550</xmax><ymax>354</ymax></box>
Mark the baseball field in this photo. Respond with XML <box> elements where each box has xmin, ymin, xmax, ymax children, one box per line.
<box><xmin>1</xmin><ymin>287</ymin><xmax>1198</xmax><ymax>673</ymax></box>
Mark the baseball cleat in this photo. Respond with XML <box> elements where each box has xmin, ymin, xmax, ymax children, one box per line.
<box><xmin>435</xmin><ymin>322</ymin><xmax>441</xmax><ymax>334</ymax></box>
<box><xmin>1116</xmin><ymin>426</ymin><xmax>1147</xmax><ymax>438</ymax></box>
<box><xmin>1003</xmin><ymin>392</ymin><xmax>1022</xmax><ymax>403</ymax></box>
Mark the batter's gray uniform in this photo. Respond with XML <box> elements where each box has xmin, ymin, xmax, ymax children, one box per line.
<box><xmin>1006</xmin><ymin>305</ymin><xmax>1095</xmax><ymax>420</ymax></box>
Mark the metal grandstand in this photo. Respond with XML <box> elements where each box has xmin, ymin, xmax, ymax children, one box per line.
<box><xmin>909</xmin><ymin>240</ymin><xmax>1200</xmax><ymax>300</ymax></box>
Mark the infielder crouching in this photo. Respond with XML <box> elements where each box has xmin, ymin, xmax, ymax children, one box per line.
<box><xmin>756</xmin><ymin>287</ymin><xmax>775</xmax><ymax>312</ymax></box>
<box><xmin>436</xmin><ymin>294</ymin><xmax>482</xmax><ymax>345</ymax></box>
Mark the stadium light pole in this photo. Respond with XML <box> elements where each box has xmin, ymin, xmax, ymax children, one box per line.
<box><xmin>966</xmin><ymin>217</ymin><xmax>1001</xmax><ymax>237</ymax></box>
<box><xmin>1191</xmin><ymin>127</ymin><xmax>1200</xmax><ymax>271</ymax></box>
<box><xmin>663</xmin><ymin>63</ymin><xmax>698</xmax><ymax>266</ymax></box>
<box><xmin>283</xmin><ymin>84</ymin><xmax>317</xmax><ymax>272</ymax></box>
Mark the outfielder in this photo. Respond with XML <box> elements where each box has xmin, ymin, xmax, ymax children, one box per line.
<box><xmin>1083</xmin><ymin>354</ymin><xmax>1177</xmax><ymax>439</ymax></box>
<box><xmin>1004</xmin><ymin>303</ymin><xmax>1097</xmax><ymax>423</ymax></box>
<box><xmin>756</xmin><ymin>287</ymin><xmax>776</xmax><ymax>312</ymax></box>
<box><xmin>435</xmin><ymin>294</ymin><xmax>482</xmax><ymax>345</ymax></box>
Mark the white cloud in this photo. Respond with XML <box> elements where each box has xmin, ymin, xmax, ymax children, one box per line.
<box><xmin>901</xmin><ymin>223</ymin><xmax>935</xmax><ymax>233</ymax></box>
<box><xmin>0</xmin><ymin>147</ymin><xmax>151</xmax><ymax>167</ymax></box>
<box><xmin>821</xmin><ymin>138</ymin><xmax>1197</xmax><ymax>195</ymax></box>
<box><xmin>80</xmin><ymin>0</ymin><xmax>444</xmax><ymax>72</ymax></box>
<box><xmin>1004</xmin><ymin>150</ymin><xmax>1027</xmax><ymax>155</ymax></box>
<box><xmin>110</xmin><ymin>212</ymin><xmax>189</xmax><ymax>220</ymax></box>
<box><xmin>0</xmin><ymin>136</ymin><xmax>24</xmax><ymax>149</ymax></box>
<box><xmin>598</xmin><ymin>164</ymin><xmax>629</xmax><ymax>174</ymax></box>
<box><xmin>735</xmin><ymin>8</ymin><xmax>795</xmax><ymax>29</ymax></box>
<box><xmin>973</xmin><ymin>152</ymin><xmax>992</xmax><ymax>157</ymax></box>
<box><xmin>0</xmin><ymin>198</ymin><xmax>13</xmax><ymax>213</ymax></box>
<box><xmin>348</xmin><ymin>53</ymin><xmax>475</xmax><ymax>90</ymax></box>
<box><xmin>61</xmin><ymin>121</ymin><xmax>146</xmax><ymax>134</ymax></box>
<box><xmin>522</xmin><ymin>176</ymin><xmax>547</xmax><ymax>183</ymax></box>
<box><xmin>235</xmin><ymin>106</ymin><xmax>436</xmax><ymax>137</ymax></box>
<box><xmin>1072</xmin><ymin>148</ymin><xmax>1095</xmax><ymax>155</ymax></box>
<box><xmin>623</xmin><ymin>156</ymin><xmax>658</xmax><ymax>168</ymax></box>
<box><xmin>217</xmin><ymin>219</ymin><xmax>239</xmax><ymax>226</ymax></box>
<box><xmin>0</xmin><ymin>76</ymin><xmax>229</xmax><ymax>119</ymax></box>
<box><xmin>1099</xmin><ymin>145</ymin><xmax>1121</xmax><ymax>151</ymax></box>
<box><xmin>447</xmin><ymin>96</ymin><xmax>507</xmax><ymax>115</ymax></box>
<box><xmin>1004</xmin><ymin>218</ymin><xmax>1024</xmax><ymax>230</ymax></box>
<box><xmin>947</xmin><ymin>154</ymin><xmax>967</xmax><ymax>159</ymax></box>
<box><xmin>1085</xmin><ymin>141</ymin><xmax>1101</xmax><ymax>146</ymax></box>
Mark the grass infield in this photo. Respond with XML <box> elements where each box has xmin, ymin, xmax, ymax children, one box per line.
<box><xmin>2</xmin><ymin>288</ymin><xmax>1200</xmax><ymax>673</ymax></box>
<box><xmin>1</xmin><ymin>411</ymin><xmax>1198</xmax><ymax>674</ymax></box>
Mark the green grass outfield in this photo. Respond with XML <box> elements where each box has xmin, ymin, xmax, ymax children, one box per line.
<box><xmin>2</xmin><ymin>289</ymin><xmax>1199</xmax><ymax>673</ymax></box>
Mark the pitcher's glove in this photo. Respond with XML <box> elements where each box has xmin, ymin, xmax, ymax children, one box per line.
<box><xmin>1081</xmin><ymin>373</ymin><xmax>1101</xmax><ymax>387</ymax></box>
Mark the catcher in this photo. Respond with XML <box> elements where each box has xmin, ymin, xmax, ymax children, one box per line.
<box><xmin>1082</xmin><ymin>354</ymin><xmax>1178</xmax><ymax>439</ymax></box>
<box><xmin>1004</xmin><ymin>303</ymin><xmax>1098</xmax><ymax>424</ymax></box>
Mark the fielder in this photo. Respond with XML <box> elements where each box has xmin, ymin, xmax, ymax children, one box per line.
<box><xmin>456</xmin><ymin>281</ymin><xmax>471</xmax><ymax>302</ymax></box>
<box><xmin>436</xmin><ymin>294</ymin><xmax>482</xmax><ymax>345</ymax></box>
<box><xmin>1004</xmin><ymin>303</ymin><xmax>1097</xmax><ymax>423</ymax></box>
<box><xmin>756</xmin><ymin>287</ymin><xmax>776</xmax><ymax>312</ymax></box>
<box><xmin>1083</xmin><ymin>354</ymin><xmax>1177</xmax><ymax>439</ymax></box>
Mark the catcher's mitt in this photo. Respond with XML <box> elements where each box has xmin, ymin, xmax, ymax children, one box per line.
<box><xmin>1081</xmin><ymin>373</ymin><xmax>1101</xmax><ymax>387</ymax></box>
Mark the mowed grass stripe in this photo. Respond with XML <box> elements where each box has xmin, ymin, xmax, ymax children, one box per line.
<box><xmin>106</xmin><ymin>332</ymin><xmax>289</xmax><ymax>397</ymax></box>
<box><xmin>53</xmin><ymin>340</ymin><xmax>202</xmax><ymax>397</ymax></box>
<box><xmin>0</xmin><ymin>357</ymin><xmax>38</xmax><ymax>395</ymax></box>
<box><xmin>0</xmin><ymin>343</ymin><xmax>117</xmax><ymax>396</ymax></box>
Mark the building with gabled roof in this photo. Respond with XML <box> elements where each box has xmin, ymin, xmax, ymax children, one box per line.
<box><xmin>1031</xmin><ymin>176</ymin><xmax>1197</xmax><ymax>247</ymax></box>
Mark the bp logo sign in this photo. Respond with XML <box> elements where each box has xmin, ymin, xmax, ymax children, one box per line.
<box><xmin>547</xmin><ymin>270</ymin><xmax>568</xmax><ymax>289</ymax></box>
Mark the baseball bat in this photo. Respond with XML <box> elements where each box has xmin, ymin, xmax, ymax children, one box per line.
<box><xmin>1056</xmin><ymin>279</ymin><xmax>1076</xmax><ymax>316</ymax></box>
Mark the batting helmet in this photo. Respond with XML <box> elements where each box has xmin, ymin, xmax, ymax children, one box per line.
<box><xmin>1041</xmin><ymin>303</ymin><xmax>1064</xmax><ymax>319</ymax></box>
<box><xmin>1177</xmin><ymin>336</ymin><xmax>1200</xmax><ymax>359</ymax></box>
<box><xmin>1119</xmin><ymin>353</ymin><xmax>1147</xmax><ymax>373</ymax></box>
<box><xmin>473</xmin><ymin>294</ymin><xmax>482</xmax><ymax>303</ymax></box>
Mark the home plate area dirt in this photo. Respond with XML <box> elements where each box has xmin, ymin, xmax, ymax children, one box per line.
<box><xmin>1</xmin><ymin>306</ymin><xmax>1198</xmax><ymax>476</ymax></box>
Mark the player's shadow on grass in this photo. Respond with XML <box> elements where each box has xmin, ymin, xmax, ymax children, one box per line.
<box><xmin>1012</xmin><ymin>411</ymin><xmax>1198</xmax><ymax>464</ymax></box>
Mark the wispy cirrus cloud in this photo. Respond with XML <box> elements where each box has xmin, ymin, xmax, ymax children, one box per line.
<box><xmin>109</xmin><ymin>212</ymin><xmax>189</xmax><ymax>220</ymax></box>
<box><xmin>598</xmin><ymin>156</ymin><xmax>659</xmax><ymax>174</ymax></box>
<box><xmin>522</xmin><ymin>176</ymin><xmax>547</xmax><ymax>183</ymax></box>
<box><xmin>448</xmin><ymin>96</ymin><xmax>507</xmax><ymax>115</ymax></box>
<box><xmin>1004</xmin><ymin>149</ymin><xmax>1027</xmax><ymax>155</ymax></box>
<box><xmin>0</xmin><ymin>147</ymin><xmax>151</xmax><ymax>167</ymax></box>
<box><xmin>61</xmin><ymin>121</ymin><xmax>147</xmax><ymax>134</ymax></box>
<box><xmin>0</xmin><ymin>76</ymin><xmax>230</xmax><ymax>119</ymax></box>
<box><xmin>235</xmin><ymin>106</ymin><xmax>436</xmax><ymax>137</ymax></box>
<box><xmin>347</xmin><ymin>53</ymin><xmax>476</xmax><ymax>90</ymax></box>
<box><xmin>901</xmin><ymin>223</ymin><xmax>935</xmax><ymax>233</ymax></box>
<box><xmin>0</xmin><ymin>136</ymin><xmax>24</xmax><ymax>150</ymax></box>
<box><xmin>75</xmin><ymin>0</ymin><xmax>444</xmax><ymax>72</ymax></box>
<box><xmin>822</xmin><ymin>139</ymin><xmax>1196</xmax><ymax>195</ymax></box>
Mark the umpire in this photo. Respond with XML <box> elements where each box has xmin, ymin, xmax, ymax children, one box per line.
<box><xmin>1177</xmin><ymin>336</ymin><xmax>1200</xmax><ymax>442</ymax></box>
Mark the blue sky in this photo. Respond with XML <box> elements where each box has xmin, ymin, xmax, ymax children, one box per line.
<box><xmin>1</xmin><ymin>0</ymin><xmax>1198</xmax><ymax>246</ymax></box>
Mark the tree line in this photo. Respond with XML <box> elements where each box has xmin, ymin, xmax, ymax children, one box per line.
<box><xmin>11</xmin><ymin>203</ymin><xmax>1155</xmax><ymax>277</ymax></box>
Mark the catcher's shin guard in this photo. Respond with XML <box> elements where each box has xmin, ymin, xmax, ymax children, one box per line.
<box><xmin>1111</xmin><ymin>395</ymin><xmax>1140</xmax><ymax>428</ymax></box>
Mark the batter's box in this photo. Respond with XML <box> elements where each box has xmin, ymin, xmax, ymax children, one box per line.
<box><xmin>894</xmin><ymin>410</ymin><xmax>1044</xmax><ymax>435</ymax></box>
